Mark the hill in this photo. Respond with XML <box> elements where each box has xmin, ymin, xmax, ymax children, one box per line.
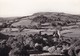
<box><xmin>0</xmin><ymin>12</ymin><xmax>80</xmax><ymax>27</ymax></box>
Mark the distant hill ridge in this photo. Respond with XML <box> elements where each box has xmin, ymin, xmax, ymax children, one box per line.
<box><xmin>0</xmin><ymin>12</ymin><xmax>80</xmax><ymax>27</ymax></box>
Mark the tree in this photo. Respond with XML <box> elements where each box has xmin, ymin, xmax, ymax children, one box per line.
<box><xmin>32</xmin><ymin>25</ymin><xmax>38</xmax><ymax>29</ymax></box>
<box><xmin>2</xmin><ymin>23</ymin><xmax>7</xmax><ymax>28</ymax></box>
<box><xmin>51</xmin><ymin>22</ymin><xmax>57</xmax><ymax>27</ymax></box>
<box><xmin>17</xmin><ymin>25</ymin><xmax>25</xmax><ymax>32</ymax></box>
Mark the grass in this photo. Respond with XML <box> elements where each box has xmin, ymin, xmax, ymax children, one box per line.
<box><xmin>1</xmin><ymin>22</ymin><xmax>80</xmax><ymax>38</ymax></box>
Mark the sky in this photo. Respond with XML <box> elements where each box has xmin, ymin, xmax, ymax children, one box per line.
<box><xmin>0</xmin><ymin>0</ymin><xmax>80</xmax><ymax>17</ymax></box>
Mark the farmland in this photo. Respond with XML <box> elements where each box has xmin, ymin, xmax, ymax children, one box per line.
<box><xmin>1</xmin><ymin>23</ymin><xmax>80</xmax><ymax>38</ymax></box>
<box><xmin>0</xmin><ymin>12</ymin><xmax>80</xmax><ymax>38</ymax></box>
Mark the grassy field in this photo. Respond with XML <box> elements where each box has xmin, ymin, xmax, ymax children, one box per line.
<box><xmin>1</xmin><ymin>22</ymin><xmax>80</xmax><ymax>38</ymax></box>
<box><xmin>1</xmin><ymin>27</ymin><xmax>80</xmax><ymax>38</ymax></box>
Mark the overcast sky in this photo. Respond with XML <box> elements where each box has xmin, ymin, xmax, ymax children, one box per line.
<box><xmin>0</xmin><ymin>0</ymin><xmax>80</xmax><ymax>17</ymax></box>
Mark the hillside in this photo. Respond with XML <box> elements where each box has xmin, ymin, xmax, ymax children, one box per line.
<box><xmin>32</xmin><ymin>12</ymin><xmax>80</xmax><ymax>21</ymax></box>
<box><xmin>0</xmin><ymin>12</ymin><xmax>80</xmax><ymax>37</ymax></box>
<box><xmin>0</xmin><ymin>12</ymin><xmax>80</xmax><ymax>27</ymax></box>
